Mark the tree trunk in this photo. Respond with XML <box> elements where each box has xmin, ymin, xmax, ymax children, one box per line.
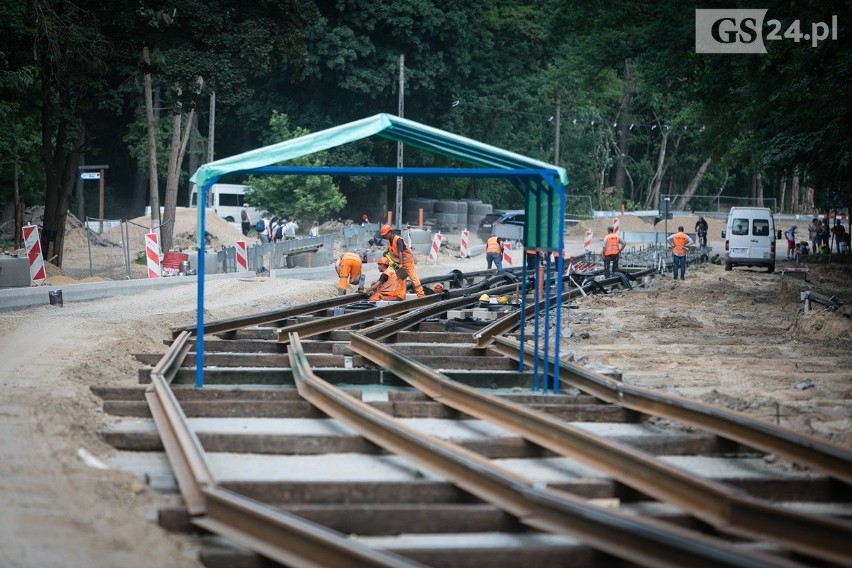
<box><xmin>613</xmin><ymin>61</ymin><xmax>633</xmax><ymax>196</ymax></box>
<box><xmin>778</xmin><ymin>176</ymin><xmax>787</xmax><ymax>213</ymax></box>
<box><xmin>161</xmin><ymin>105</ymin><xmax>195</xmax><ymax>252</ymax></box>
<box><xmin>755</xmin><ymin>171</ymin><xmax>764</xmax><ymax>208</ymax></box>
<box><xmin>39</xmin><ymin>64</ymin><xmax>82</xmax><ymax>267</ymax></box>
<box><xmin>673</xmin><ymin>157</ymin><xmax>712</xmax><ymax>211</ymax></box>
<box><xmin>143</xmin><ymin>47</ymin><xmax>160</xmax><ymax>235</ymax></box>
<box><xmin>791</xmin><ymin>170</ymin><xmax>800</xmax><ymax>213</ymax></box>
<box><xmin>644</xmin><ymin>127</ymin><xmax>668</xmax><ymax>209</ymax></box>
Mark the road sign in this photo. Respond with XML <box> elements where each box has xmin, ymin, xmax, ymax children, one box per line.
<box><xmin>80</xmin><ymin>172</ymin><xmax>100</xmax><ymax>180</ymax></box>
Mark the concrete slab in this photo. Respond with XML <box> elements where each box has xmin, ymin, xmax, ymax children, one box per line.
<box><xmin>356</xmin><ymin>531</ymin><xmax>581</xmax><ymax>550</ymax></box>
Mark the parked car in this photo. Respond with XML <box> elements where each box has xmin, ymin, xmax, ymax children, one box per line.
<box><xmin>476</xmin><ymin>212</ymin><xmax>503</xmax><ymax>240</ymax></box>
<box><xmin>493</xmin><ymin>210</ymin><xmax>525</xmax><ymax>240</ymax></box>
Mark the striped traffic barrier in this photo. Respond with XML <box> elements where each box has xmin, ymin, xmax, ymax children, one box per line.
<box><xmin>426</xmin><ymin>232</ymin><xmax>443</xmax><ymax>263</ymax></box>
<box><xmin>613</xmin><ymin>217</ymin><xmax>620</xmax><ymax>235</ymax></box>
<box><xmin>458</xmin><ymin>229</ymin><xmax>470</xmax><ymax>258</ymax></box>
<box><xmin>145</xmin><ymin>233</ymin><xmax>161</xmax><ymax>279</ymax></box>
<box><xmin>584</xmin><ymin>230</ymin><xmax>593</xmax><ymax>252</ymax></box>
<box><xmin>502</xmin><ymin>241</ymin><xmax>513</xmax><ymax>266</ymax></box>
<box><xmin>235</xmin><ymin>241</ymin><xmax>249</xmax><ymax>272</ymax></box>
<box><xmin>22</xmin><ymin>224</ymin><xmax>46</xmax><ymax>284</ymax></box>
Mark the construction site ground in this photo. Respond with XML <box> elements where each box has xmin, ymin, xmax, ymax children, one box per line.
<box><xmin>1</xmin><ymin>212</ymin><xmax>850</xmax><ymax>567</ymax></box>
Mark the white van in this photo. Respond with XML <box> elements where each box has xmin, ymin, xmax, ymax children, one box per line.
<box><xmin>189</xmin><ymin>183</ymin><xmax>262</xmax><ymax>225</ymax></box>
<box><xmin>722</xmin><ymin>207</ymin><xmax>776</xmax><ymax>273</ymax></box>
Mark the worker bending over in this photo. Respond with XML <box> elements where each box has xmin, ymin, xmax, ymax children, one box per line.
<box><xmin>335</xmin><ymin>251</ymin><xmax>364</xmax><ymax>295</ymax></box>
<box><xmin>380</xmin><ymin>224</ymin><xmax>424</xmax><ymax>297</ymax></box>
<box><xmin>366</xmin><ymin>257</ymin><xmax>406</xmax><ymax>301</ymax></box>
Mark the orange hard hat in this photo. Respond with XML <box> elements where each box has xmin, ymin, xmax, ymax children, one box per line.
<box><xmin>380</xmin><ymin>224</ymin><xmax>393</xmax><ymax>236</ymax></box>
<box><xmin>377</xmin><ymin>257</ymin><xmax>389</xmax><ymax>266</ymax></box>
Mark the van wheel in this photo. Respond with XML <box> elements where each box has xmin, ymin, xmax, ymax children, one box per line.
<box><xmin>768</xmin><ymin>263</ymin><xmax>775</xmax><ymax>273</ymax></box>
<box><xmin>724</xmin><ymin>261</ymin><xmax>732</xmax><ymax>271</ymax></box>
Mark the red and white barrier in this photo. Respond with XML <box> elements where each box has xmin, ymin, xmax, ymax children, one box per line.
<box><xmin>426</xmin><ymin>232</ymin><xmax>443</xmax><ymax>263</ymax></box>
<box><xmin>583</xmin><ymin>230</ymin><xmax>593</xmax><ymax>251</ymax></box>
<box><xmin>235</xmin><ymin>240</ymin><xmax>249</xmax><ymax>272</ymax></box>
<box><xmin>502</xmin><ymin>241</ymin><xmax>513</xmax><ymax>266</ymax></box>
<box><xmin>612</xmin><ymin>217</ymin><xmax>620</xmax><ymax>235</ymax></box>
<box><xmin>22</xmin><ymin>224</ymin><xmax>46</xmax><ymax>284</ymax></box>
<box><xmin>145</xmin><ymin>233</ymin><xmax>161</xmax><ymax>279</ymax></box>
<box><xmin>458</xmin><ymin>229</ymin><xmax>470</xmax><ymax>258</ymax></box>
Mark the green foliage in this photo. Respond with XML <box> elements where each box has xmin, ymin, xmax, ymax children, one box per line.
<box><xmin>245</xmin><ymin>112</ymin><xmax>346</xmax><ymax>221</ymax></box>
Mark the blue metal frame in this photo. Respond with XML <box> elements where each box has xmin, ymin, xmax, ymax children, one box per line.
<box><xmin>195</xmin><ymin>165</ymin><xmax>566</xmax><ymax>392</ymax></box>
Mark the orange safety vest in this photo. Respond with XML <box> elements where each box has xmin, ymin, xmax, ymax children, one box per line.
<box><xmin>375</xmin><ymin>267</ymin><xmax>406</xmax><ymax>300</ymax></box>
<box><xmin>387</xmin><ymin>234</ymin><xmax>413</xmax><ymax>263</ymax></box>
<box><xmin>672</xmin><ymin>232</ymin><xmax>689</xmax><ymax>256</ymax></box>
<box><xmin>486</xmin><ymin>236</ymin><xmax>503</xmax><ymax>254</ymax></box>
<box><xmin>603</xmin><ymin>233</ymin><xmax>621</xmax><ymax>256</ymax></box>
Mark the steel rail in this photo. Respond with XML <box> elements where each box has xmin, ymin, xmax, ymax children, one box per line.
<box><xmin>350</xmin><ymin>334</ymin><xmax>852</xmax><ymax>566</ymax></box>
<box><xmin>275</xmin><ymin>280</ymin><xmax>527</xmax><ymax>345</ymax></box>
<box><xmin>145</xmin><ymin>331</ymin><xmax>214</xmax><ymax>515</ymax></box>
<box><xmin>275</xmin><ymin>293</ymin><xmax>445</xmax><ymax>344</ymax></box>
<box><xmin>473</xmin><ymin>268</ymin><xmax>656</xmax><ymax>349</ymax></box>
<box><xmin>288</xmin><ymin>332</ymin><xmax>801</xmax><ymax>568</ymax></box>
<box><xmin>493</xmin><ymin>335</ymin><xmax>852</xmax><ymax>487</ymax></box>
<box><xmin>147</xmin><ymin>335</ymin><xmax>425</xmax><ymax>566</ymax></box>
<box><xmin>194</xmin><ymin>487</ymin><xmax>425</xmax><ymax>568</ymax></box>
<box><xmin>360</xmin><ymin>281</ymin><xmax>533</xmax><ymax>340</ymax></box>
<box><xmin>169</xmin><ymin>294</ymin><xmax>360</xmax><ymax>338</ymax></box>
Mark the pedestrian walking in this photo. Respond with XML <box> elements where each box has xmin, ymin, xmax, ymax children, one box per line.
<box><xmin>240</xmin><ymin>204</ymin><xmax>252</xmax><ymax>236</ymax></box>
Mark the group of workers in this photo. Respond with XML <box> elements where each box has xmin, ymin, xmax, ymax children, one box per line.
<box><xmin>335</xmin><ymin>224</ymin><xmax>426</xmax><ymax>301</ymax></box>
<box><xmin>336</xmin><ymin>220</ymin><xmax>701</xmax><ymax>302</ymax></box>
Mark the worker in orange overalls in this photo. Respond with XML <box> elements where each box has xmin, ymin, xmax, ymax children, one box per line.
<box><xmin>602</xmin><ymin>226</ymin><xmax>626</xmax><ymax>277</ymax></box>
<box><xmin>366</xmin><ymin>257</ymin><xmax>406</xmax><ymax>301</ymax></box>
<box><xmin>380</xmin><ymin>224</ymin><xmax>424</xmax><ymax>297</ymax></box>
<box><xmin>335</xmin><ymin>251</ymin><xmax>364</xmax><ymax>295</ymax></box>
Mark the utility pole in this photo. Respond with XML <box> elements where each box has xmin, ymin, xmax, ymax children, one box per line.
<box><xmin>395</xmin><ymin>55</ymin><xmax>404</xmax><ymax>229</ymax></box>
<box><xmin>554</xmin><ymin>91</ymin><xmax>562</xmax><ymax>165</ymax></box>
<box><xmin>208</xmin><ymin>91</ymin><xmax>216</xmax><ymax>164</ymax></box>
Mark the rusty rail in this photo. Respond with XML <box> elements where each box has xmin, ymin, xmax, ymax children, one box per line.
<box><xmin>492</xmin><ymin>335</ymin><xmax>852</xmax><ymax>488</ymax></box>
<box><xmin>350</xmin><ymin>333</ymin><xmax>852</xmax><ymax>566</ymax></box>
<box><xmin>289</xmin><ymin>332</ymin><xmax>801</xmax><ymax>568</ymax></box>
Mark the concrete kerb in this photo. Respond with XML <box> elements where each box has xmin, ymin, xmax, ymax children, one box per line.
<box><xmin>0</xmin><ymin>263</ymin><xmax>347</xmax><ymax>310</ymax></box>
<box><xmin>0</xmin><ymin>271</ymin><xmax>256</xmax><ymax>311</ymax></box>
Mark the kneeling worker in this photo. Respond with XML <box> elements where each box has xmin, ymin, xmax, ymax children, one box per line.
<box><xmin>366</xmin><ymin>257</ymin><xmax>406</xmax><ymax>301</ymax></box>
<box><xmin>335</xmin><ymin>251</ymin><xmax>364</xmax><ymax>295</ymax></box>
<box><xmin>381</xmin><ymin>224</ymin><xmax>424</xmax><ymax>297</ymax></box>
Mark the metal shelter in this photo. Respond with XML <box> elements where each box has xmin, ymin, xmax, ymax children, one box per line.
<box><xmin>190</xmin><ymin>113</ymin><xmax>568</xmax><ymax>391</ymax></box>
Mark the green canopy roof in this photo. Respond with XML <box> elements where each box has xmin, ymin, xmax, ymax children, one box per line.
<box><xmin>190</xmin><ymin>113</ymin><xmax>567</xmax><ymax>189</ymax></box>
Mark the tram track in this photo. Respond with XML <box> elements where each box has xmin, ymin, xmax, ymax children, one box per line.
<box><xmin>96</xmin><ymin>267</ymin><xmax>852</xmax><ymax>567</ymax></box>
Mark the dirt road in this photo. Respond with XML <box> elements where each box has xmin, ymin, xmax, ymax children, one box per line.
<box><xmin>1</xmin><ymin>224</ymin><xmax>850</xmax><ymax>567</ymax></box>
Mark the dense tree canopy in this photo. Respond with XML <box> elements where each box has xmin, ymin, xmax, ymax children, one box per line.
<box><xmin>1</xmin><ymin>0</ymin><xmax>849</xmax><ymax>260</ymax></box>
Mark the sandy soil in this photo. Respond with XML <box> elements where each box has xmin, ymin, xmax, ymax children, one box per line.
<box><xmin>1</xmin><ymin>213</ymin><xmax>850</xmax><ymax>567</ymax></box>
